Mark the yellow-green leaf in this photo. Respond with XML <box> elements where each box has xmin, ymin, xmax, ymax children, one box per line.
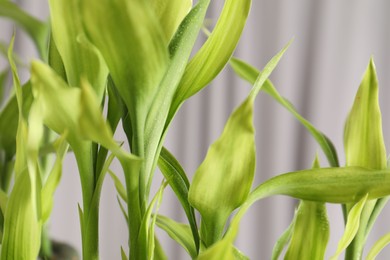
<box><xmin>155</xmin><ymin>215</ymin><xmax>197</xmax><ymax>258</ymax></box>
<box><xmin>41</xmin><ymin>134</ymin><xmax>69</xmax><ymax>223</ymax></box>
<box><xmin>188</xmin><ymin>96</ymin><xmax>255</xmax><ymax>246</ymax></box>
<box><xmin>331</xmin><ymin>194</ymin><xmax>368</xmax><ymax>260</ymax></box>
<box><xmin>344</xmin><ymin>58</ymin><xmax>386</xmax><ymax>169</ymax></box>
<box><xmin>343</xmin><ymin>58</ymin><xmax>387</xmax><ymax>259</ymax></box>
<box><xmin>81</xmin><ymin>0</ymin><xmax>168</xmax><ymax>120</ymax></box>
<box><xmin>188</xmin><ymin>42</ymin><xmax>287</xmax><ymax>247</ymax></box>
<box><xmin>230</xmin><ymin>57</ymin><xmax>339</xmax><ymax>167</ymax></box>
<box><xmin>49</xmin><ymin>0</ymin><xmax>108</xmax><ymax>99</ymax></box>
<box><xmin>1</xmin><ymin>37</ymin><xmax>42</xmax><ymax>260</ymax></box>
<box><xmin>170</xmin><ymin>0</ymin><xmax>251</xmax><ymax>113</ymax></box>
<box><xmin>366</xmin><ymin>232</ymin><xmax>390</xmax><ymax>260</ymax></box>
<box><xmin>151</xmin><ymin>0</ymin><xmax>192</xmax><ymax>42</ymax></box>
<box><xmin>284</xmin><ymin>156</ymin><xmax>329</xmax><ymax>260</ymax></box>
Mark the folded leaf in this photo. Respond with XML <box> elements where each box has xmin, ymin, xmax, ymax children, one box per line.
<box><xmin>81</xmin><ymin>0</ymin><xmax>168</xmax><ymax>121</ymax></box>
<box><xmin>188</xmin><ymin>42</ymin><xmax>288</xmax><ymax>247</ymax></box>
<box><xmin>158</xmin><ymin>146</ymin><xmax>199</xmax><ymax>251</ymax></box>
<box><xmin>189</xmin><ymin>95</ymin><xmax>255</xmax><ymax>246</ymax></box>
<box><xmin>49</xmin><ymin>0</ymin><xmax>108</xmax><ymax>99</ymax></box>
<box><xmin>284</xmin><ymin>156</ymin><xmax>329</xmax><ymax>260</ymax></box>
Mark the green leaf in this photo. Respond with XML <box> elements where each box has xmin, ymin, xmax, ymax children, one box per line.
<box><xmin>250</xmin><ymin>167</ymin><xmax>390</xmax><ymax>203</ymax></box>
<box><xmin>0</xmin><ymin>1</ymin><xmax>48</xmax><ymax>59</ymax></box>
<box><xmin>0</xmin><ymin>69</ymin><xmax>8</xmax><ymax>105</ymax></box>
<box><xmin>83</xmin><ymin>152</ymin><xmax>116</xmax><ymax>260</ymax></box>
<box><xmin>47</xmin><ymin>34</ymin><xmax>66</xmax><ymax>80</ymax></box>
<box><xmin>137</xmin><ymin>182</ymin><xmax>167</xmax><ymax>260</ymax></box>
<box><xmin>197</xmin><ymin>238</ymin><xmax>235</xmax><ymax>260</ymax></box>
<box><xmin>271</xmin><ymin>217</ymin><xmax>295</xmax><ymax>260</ymax></box>
<box><xmin>109</xmin><ymin>170</ymin><xmax>127</xmax><ymax>202</ymax></box>
<box><xmin>121</xmin><ymin>247</ymin><xmax>128</xmax><ymax>260</ymax></box>
<box><xmin>142</xmin><ymin>0</ymin><xmax>211</xmax><ymax>208</ymax></box>
<box><xmin>81</xmin><ymin>0</ymin><xmax>168</xmax><ymax>121</ymax></box>
<box><xmin>30</xmin><ymin>61</ymin><xmax>81</xmax><ymax>139</ymax></box>
<box><xmin>151</xmin><ymin>0</ymin><xmax>192</xmax><ymax>42</ymax></box>
<box><xmin>48</xmin><ymin>0</ymin><xmax>108</xmax><ymax>99</ymax></box>
<box><xmin>1</xmin><ymin>166</ymin><xmax>42</xmax><ymax>260</ymax></box>
<box><xmin>188</xmin><ymin>95</ymin><xmax>255</xmax><ymax>246</ymax></box>
<box><xmin>95</xmin><ymin>77</ymin><xmax>124</xmax><ymax>177</ymax></box>
<box><xmin>331</xmin><ymin>194</ymin><xmax>368</xmax><ymax>260</ymax></box>
<box><xmin>116</xmin><ymin>155</ymin><xmax>143</xmax><ymax>260</ymax></box>
<box><xmin>366</xmin><ymin>232</ymin><xmax>390</xmax><ymax>260</ymax></box>
<box><xmin>30</xmin><ymin>61</ymin><xmax>124</xmax><ymax>157</ymax></box>
<box><xmin>78</xmin><ymin>79</ymin><xmax>125</xmax><ymax>156</ymax></box>
<box><xmin>41</xmin><ymin>134</ymin><xmax>69</xmax><ymax>223</ymax></box>
<box><xmin>170</xmin><ymin>0</ymin><xmax>252</xmax><ymax>115</ymax></box>
<box><xmin>232</xmin><ymin>247</ymin><xmax>249</xmax><ymax>260</ymax></box>
<box><xmin>117</xmin><ymin>196</ymin><xmax>128</xmax><ymax>224</ymax></box>
<box><xmin>1</xmin><ymin>36</ymin><xmax>42</xmax><ymax>260</ymax></box>
<box><xmin>343</xmin><ymin>58</ymin><xmax>387</xmax><ymax>259</ymax></box>
<box><xmin>188</xmin><ymin>42</ymin><xmax>288</xmax><ymax>247</ymax></box>
<box><xmin>344</xmin><ymin>58</ymin><xmax>386</xmax><ymax>169</ymax></box>
<box><xmin>156</xmin><ymin>215</ymin><xmax>197</xmax><ymax>259</ymax></box>
<box><xmin>158</xmin><ymin>146</ymin><xmax>199</xmax><ymax>251</ymax></box>
<box><xmin>200</xmin><ymin>164</ymin><xmax>390</xmax><ymax>259</ymax></box>
<box><xmin>0</xmin><ymin>189</ymin><xmax>7</xmax><ymax>215</ymax></box>
<box><xmin>284</xmin><ymin>156</ymin><xmax>329</xmax><ymax>260</ymax></box>
<box><xmin>230</xmin><ymin>57</ymin><xmax>339</xmax><ymax>167</ymax></box>
<box><xmin>0</xmin><ymin>82</ymin><xmax>33</xmax><ymax>155</ymax></box>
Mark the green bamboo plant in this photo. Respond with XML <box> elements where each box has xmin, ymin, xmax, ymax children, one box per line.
<box><xmin>1</xmin><ymin>0</ymin><xmax>390</xmax><ymax>260</ymax></box>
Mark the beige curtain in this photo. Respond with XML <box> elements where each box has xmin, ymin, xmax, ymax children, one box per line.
<box><xmin>2</xmin><ymin>0</ymin><xmax>390</xmax><ymax>259</ymax></box>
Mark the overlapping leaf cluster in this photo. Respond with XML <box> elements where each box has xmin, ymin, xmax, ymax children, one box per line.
<box><xmin>0</xmin><ymin>0</ymin><xmax>390</xmax><ymax>260</ymax></box>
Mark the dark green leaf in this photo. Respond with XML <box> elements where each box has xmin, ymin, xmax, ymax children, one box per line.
<box><xmin>158</xmin><ymin>146</ymin><xmax>199</xmax><ymax>251</ymax></box>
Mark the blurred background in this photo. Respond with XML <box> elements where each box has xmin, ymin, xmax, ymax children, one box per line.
<box><xmin>1</xmin><ymin>0</ymin><xmax>390</xmax><ymax>259</ymax></box>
